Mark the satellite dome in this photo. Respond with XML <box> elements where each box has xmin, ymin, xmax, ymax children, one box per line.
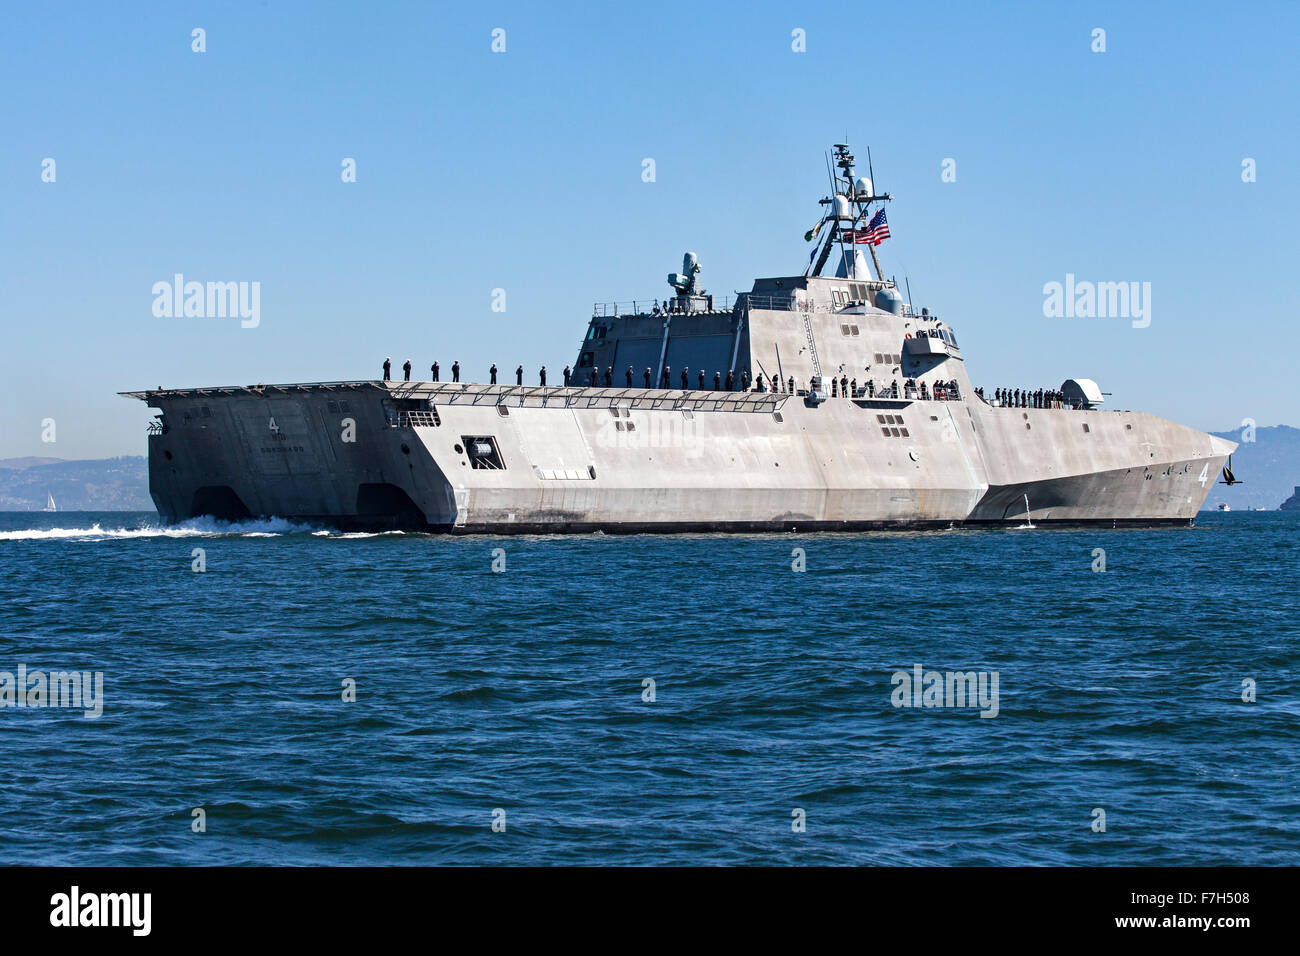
<box><xmin>854</xmin><ymin>176</ymin><xmax>872</xmax><ymax>198</ymax></box>
<box><xmin>874</xmin><ymin>288</ymin><xmax>904</xmax><ymax>315</ymax></box>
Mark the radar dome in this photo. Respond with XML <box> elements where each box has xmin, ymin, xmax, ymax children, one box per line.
<box><xmin>854</xmin><ymin>177</ymin><xmax>872</xmax><ymax>198</ymax></box>
<box><xmin>874</xmin><ymin>288</ymin><xmax>904</xmax><ymax>315</ymax></box>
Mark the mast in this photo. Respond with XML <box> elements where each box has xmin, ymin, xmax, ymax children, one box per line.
<box><xmin>813</xmin><ymin>144</ymin><xmax>892</xmax><ymax>280</ymax></box>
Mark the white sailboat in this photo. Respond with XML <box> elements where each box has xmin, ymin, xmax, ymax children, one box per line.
<box><xmin>42</xmin><ymin>492</ymin><xmax>57</xmax><ymax>512</ymax></box>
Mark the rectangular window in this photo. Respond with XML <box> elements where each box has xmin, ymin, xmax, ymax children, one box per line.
<box><xmin>463</xmin><ymin>435</ymin><xmax>505</xmax><ymax>469</ymax></box>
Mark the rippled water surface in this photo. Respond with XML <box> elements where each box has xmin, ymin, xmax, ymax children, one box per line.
<box><xmin>0</xmin><ymin>511</ymin><xmax>1296</xmax><ymax>865</ymax></box>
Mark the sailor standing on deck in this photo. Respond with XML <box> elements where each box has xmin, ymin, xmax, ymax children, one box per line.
<box><xmin>432</xmin><ymin>361</ymin><xmax>440</xmax><ymax>382</ymax></box>
<box><xmin>383</xmin><ymin>357</ymin><xmax>391</xmax><ymax>380</ymax></box>
<box><xmin>489</xmin><ymin>363</ymin><xmax>497</xmax><ymax>384</ymax></box>
<box><xmin>563</xmin><ymin>365</ymin><xmax>571</xmax><ymax>387</ymax></box>
<box><xmin>626</xmin><ymin>366</ymin><xmax>634</xmax><ymax>386</ymax></box>
<box><xmin>682</xmin><ymin>368</ymin><xmax>689</xmax><ymax>389</ymax></box>
<box><xmin>605</xmin><ymin>367</ymin><xmax>613</xmax><ymax>387</ymax></box>
<box><xmin>644</xmin><ymin>368</ymin><xmax>651</xmax><ymax>387</ymax></box>
<box><xmin>516</xmin><ymin>365</ymin><xmax>524</xmax><ymax>385</ymax></box>
<box><xmin>402</xmin><ymin>359</ymin><xmax>411</xmax><ymax>381</ymax></box>
<box><xmin>539</xmin><ymin>366</ymin><xmax>546</xmax><ymax>386</ymax></box>
<box><xmin>452</xmin><ymin>361</ymin><xmax>460</xmax><ymax>383</ymax></box>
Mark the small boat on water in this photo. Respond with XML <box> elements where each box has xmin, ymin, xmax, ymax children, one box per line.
<box><xmin>41</xmin><ymin>492</ymin><xmax>57</xmax><ymax>513</ymax></box>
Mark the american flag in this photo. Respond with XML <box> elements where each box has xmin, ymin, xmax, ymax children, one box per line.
<box><xmin>862</xmin><ymin>207</ymin><xmax>890</xmax><ymax>245</ymax></box>
<box><xmin>843</xmin><ymin>209</ymin><xmax>890</xmax><ymax>245</ymax></box>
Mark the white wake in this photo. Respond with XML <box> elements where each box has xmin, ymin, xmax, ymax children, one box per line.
<box><xmin>0</xmin><ymin>516</ymin><xmax>327</xmax><ymax>542</ymax></box>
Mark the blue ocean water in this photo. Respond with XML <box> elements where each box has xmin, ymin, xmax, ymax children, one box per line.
<box><xmin>0</xmin><ymin>511</ymin><xmax>1295</xmax><ymax>866</ymax></box>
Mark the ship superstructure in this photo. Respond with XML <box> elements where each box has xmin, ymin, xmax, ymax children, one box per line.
<box><xmin>123</xmin><ymin>146</ymin><xmax>1234</xmax><ymax>531</ymax></box>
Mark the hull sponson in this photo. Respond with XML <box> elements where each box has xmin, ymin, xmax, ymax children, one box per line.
<box><xmin>127</xmin><ymin>380</ymin><xmax>1232</xmax><ymax>532</ymax></box>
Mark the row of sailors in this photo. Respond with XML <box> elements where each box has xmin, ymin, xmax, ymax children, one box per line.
<box><xmin>990</xmin><ymin>386</ymin><xmax>1065</xmax><ymax>409</ymax></box>
<box><xmin>381</xmin><ymin>358</ymin><xmax>962</xmax><ymax>402</ymax></box>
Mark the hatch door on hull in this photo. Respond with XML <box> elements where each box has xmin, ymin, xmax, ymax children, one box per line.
<box><xmin>506</xmin><ymin>408</ymin><xmax>594</xmax><ymax>480</ymax></box>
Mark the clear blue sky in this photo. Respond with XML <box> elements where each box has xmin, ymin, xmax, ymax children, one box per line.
<box><xmin>3</xmin><ymin>0</ymin><xmax>1296</xmax><ymax>458</ymax></box>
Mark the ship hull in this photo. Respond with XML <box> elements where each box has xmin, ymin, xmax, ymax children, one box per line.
<box><xmin>132</xmin><ymin>382</ymin><xmax>1233</xmax><ymax>533</ymax></box>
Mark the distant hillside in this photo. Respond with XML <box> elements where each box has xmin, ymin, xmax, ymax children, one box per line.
<box><xmin>1202</xmin><ymin>425</ymin><xmax>1300</xmax><ymax>511</ymax></box>
<box><xmin>0</xmin><ymin>456</ymin><xmax>64</xmax><ymax>469</ymax></box>
<box><xmin>0</xmin><ymin>456</ymin><xmax>151</xmax><ymax>511</ymax></box>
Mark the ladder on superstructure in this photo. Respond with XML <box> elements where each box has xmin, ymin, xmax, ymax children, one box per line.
<box><xmin>800</xmin><ymin>304</ymin><xmax>823</xmax><ymax>380</ymax></box>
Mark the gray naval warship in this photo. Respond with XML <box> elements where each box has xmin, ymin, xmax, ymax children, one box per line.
<box><xmin>123</xmin><ymin>145</ymin><xmax>1235</xmax><ymax>532</ymax></box>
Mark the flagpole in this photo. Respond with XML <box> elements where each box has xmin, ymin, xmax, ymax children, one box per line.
<box><xmin>867</xmin><ymin>225</ymin><xmax>884</xmax><ymax>281</ymax></box>
<box><xmin>865</xmin><ymin>147</ymin><xmax>884</xmax><ymax>282</ymax></box>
